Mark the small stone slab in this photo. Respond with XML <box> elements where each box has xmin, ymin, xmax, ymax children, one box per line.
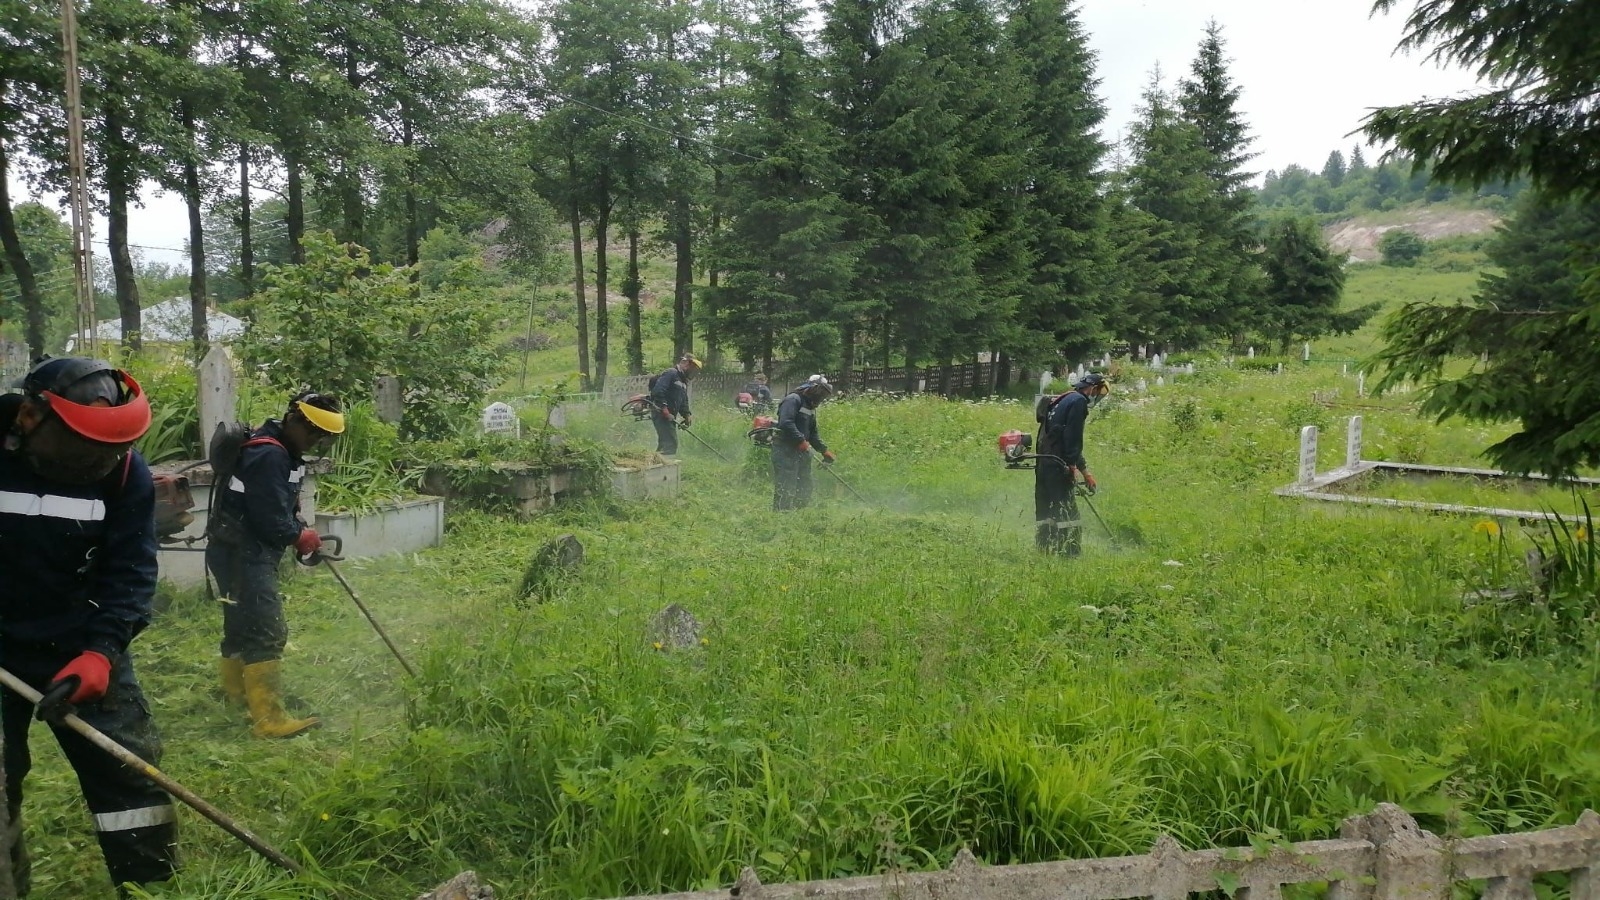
<box><xmin>648</xmin><ymin>603</ymin><xmax>703</xmax><ymax>651</ymax></box>
<box><xmin>517</xmin><ymin>534</ymin><xmax>583</xmax><ymax>603</ymax></box>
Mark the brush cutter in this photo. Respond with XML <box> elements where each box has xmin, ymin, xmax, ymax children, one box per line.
<box><xmin>303</xmin><ymin>535</ymin><xmax>418</xmax><ymax>678</ymax></box>
<box><xmin>747</xmin><ymin>416</ymin><xmax>777</xmax><ymax>446</ymax></box>
<box><xmin>1</xmin><ymin>666</ymin><xmax>304</xmax><ymax>875</ymax></box>
<box><xmin>997</xmin><ymin>430</ymin><xmax>1117</xmax><ymax>544</ymax></box>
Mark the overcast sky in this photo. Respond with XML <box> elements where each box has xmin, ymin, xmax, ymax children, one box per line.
<box><xmin>13</xmin><ymin>0</ymin><xmax>1485</xmax><ymax>267</ymax></box>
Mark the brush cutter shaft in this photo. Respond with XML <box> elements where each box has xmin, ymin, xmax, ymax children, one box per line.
<box><xmin>321</xmin><ymin>559</ymin><xmax>419</xmax><ymax>679</ymax></box>
<box><xmin>821</xmin><ymin>463</ymin><xmax>868</xmax><ymax>502</ymax></box>
<box><xmin>0</xmin><ymin>666</ymin><xmax>303</xmax><ymax>875</ymax></box>
<box><xmin>676</xmin><ymin>423</ymin><xmax>732</xmax><ymax>462</ymax></box>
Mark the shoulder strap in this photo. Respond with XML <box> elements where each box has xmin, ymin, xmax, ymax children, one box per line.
<box><xmin>241</xmin><ymin>436</ymin><xmax>286</xmax><ymax>451</ymax></box>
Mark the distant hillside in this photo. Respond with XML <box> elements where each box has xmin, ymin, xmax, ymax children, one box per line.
<box><xmin>1322</xmin><ymin>205</ymin><xmax>1502</xmax><ymax>262</ymax></box>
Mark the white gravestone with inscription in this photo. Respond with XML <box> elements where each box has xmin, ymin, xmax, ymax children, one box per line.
<box><xmin>1298</xmin><ymin>426</ymin><xmax>1319</xmax><ymax>485</ymax></box>
<box><xmin>481</xmin><ymin>402</ymin><xmax>520</xmax><ymax>437</ymax></box>
<box><xmin>1346</xmin><ymin>415</ymin><xmax>1363</xmax><ymax>469</ymax></box>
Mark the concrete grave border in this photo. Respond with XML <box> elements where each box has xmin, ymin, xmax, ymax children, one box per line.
<box><xmin>1275</xmin><ymin>416</ymin><xmax>1600</xmax><ymax>523</ymax></box>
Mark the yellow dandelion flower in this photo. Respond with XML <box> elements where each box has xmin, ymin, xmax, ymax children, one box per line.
<box><xmin>653</xmin><ymin>641</ymin><xmax>664</xmax><ymax>650</ymax></box>
<box><xmin>700</xmin><ymin>637</ymin><xmax>710</xmax><ymax>646</ymax></box>
<box><xmin>780</xmin><ymin>585</ymin><xmax>790</xmax><ymax>592</ymax></box>
<box><xmin>1472</xmin><ymin>520</ymin><xmax>1501</xmax><ymax>537</ymax></box>
<box><xmin>320</xmin><ymin>813</ymin><xmax>331</xmax><ymax>822</ymax></box>
<box><xmin>1578</xmin><ymin>525</ymin><xmax>1590</xmax><ymax>542</ymax></box>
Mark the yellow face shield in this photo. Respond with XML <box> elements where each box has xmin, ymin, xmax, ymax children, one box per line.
<box><xmin>296</xmin><ymin>400</ymin><xmax>346</xmax><ymax>434</ymax></box>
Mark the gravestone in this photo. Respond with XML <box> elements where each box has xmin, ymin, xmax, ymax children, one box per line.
<box><xmin>1185</xmin><ymin>362</ymin><xmax>1195</xmax><ymax>374</ymax></box>
<box><xmin>1247</xmin><ymin>346</ymin><xmax>1255</xmax><ymax>358</ymax></box>
<box><xmin>374</xmin><ymin>375</ymin><xmax>403</xmax><ymax>425</ymax></box>
<box><xmin>1136</xmin><ymin>378</ymin><xmax>1148</xmax><ymax>393</ymax></box>
<box><xmin>1275</xmin><ymin>362</ymin><xmax>1284</xmax><ymax>375</ymax></box>
<box><xmin>1155</xmin><ymin>376</ymin><xmax>1165</xmax><ymax>387</ymax></box>
<box><xmin>481</xmin><ymin>401</ymin><xmax>520</xmax><ymax>437</ymax></box>
<box><xmin>1303</xmin><ymin>342</ymin><xmax>1311</xmax><ymax>362</ymax></box>
<box><xmin>1100</xmin><ymin>354</ymin><xmax>1110</xmax><ymax>368</ymax></box>
<box><xmin>1342</xmin><ymin>364</ymin><xmax>1348</xmax><ymax>375</ymax></box>
<box><xmin>1357</xmin><ymin>371</ymin><xmax>1366</xmax><ymax>398</ymax></box>
<box><xmin>517</xmin><ymin>533</ymin><xmax>584</xmax><ymax>604</ymax></box>
<box><xmin>1137</xmin><ymin>344</ymin><xmax>1146</xmax><ymax>360</ymax></box>
<box><xmin>196</xmin><ymin>344</ymin><xmax>235</xmax><ymax>453</ymax></box>
<box><xmin>648</xmin><ymin>603</ymin><xmax>703</xmax><ymax>651</ymax></box>
<box><xmin>547</xmin><ymin>404</ymin><xmax>567</xmax><ymax>429</ymax></box>
<box><xmin>1038</xmin><ymin>370</ymin><xmax>1053</xmax><ymax>394</ymax></box>
<box><xmin>1298</xmin><ymin>426</ymin><xmax>1319</xmax><ymax>485</ymax></box>
<box><xmin>1346</xmin><ymin>415</ymin><xmax>1363</xmax><ymax>469</ymax></box>
<box><xmin>1150</xmin><ymin>353</ymin><xmax>1162</xmax><ymax>370</ymax></box>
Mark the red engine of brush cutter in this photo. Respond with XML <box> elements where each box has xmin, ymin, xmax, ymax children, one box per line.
<box><xmin>747</xmin><ymin>414</ymin><xmax>777</xmax><ymax>446</ymax></box>
<box><xmin>735</xmin><ymin>391</ymin><xmax>755</xmax><ymax>411</ymax></box>
<box><xmin>621</xmin><ymin>394</ymin><xmax>654</xmax><ymax>420</ymax></box>
<box><xmin>997</xmin><ymin>430</ymin><xmax>1031</xmax><ymax>464</ymax></box>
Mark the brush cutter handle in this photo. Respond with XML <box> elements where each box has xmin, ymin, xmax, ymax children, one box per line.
<box><xmin>297</xmin><ymin>533</ymin><xmax>344</xmax><ymax>566</ymax></box>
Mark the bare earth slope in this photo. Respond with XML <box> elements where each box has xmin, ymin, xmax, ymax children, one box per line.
<box><xmin>1324</xmin><ymin>206</ymin><xmax>1501</xmax><ymax>261</ymax></box>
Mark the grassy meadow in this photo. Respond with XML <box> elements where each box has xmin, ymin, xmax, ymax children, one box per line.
<box><xmin>24</xmin><ymin>260</ymin><xmax>1600</xmax><ymax>899</ymax></box>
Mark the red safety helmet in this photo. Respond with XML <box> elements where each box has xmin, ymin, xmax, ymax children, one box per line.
<box><xmin>20</xmin><ymin>356</ymin><xmax>152</xmax><ymax>444</ymax></box>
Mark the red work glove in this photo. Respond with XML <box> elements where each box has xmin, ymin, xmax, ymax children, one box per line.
<box><xmin>661</xmin><ymin>407</ymin><xmax>674</xmax><ymax>419</ymax></box>
<box><xmin>823</xmin><ymin>450</ymin><xmax>836</xmax><ymax>464</ymax></box>
<box><xmin>51</xmin><ymin>651</ymin><xmax>112</xmax><ymax>704</ymax></box>
<box><xmin>1080</xmin><ymin>470</ymin><xmax>1098</xmax><ymax>494</ymax></box>
<box><xmin>683</xmin><ymin>414</ymin><xmax>693</xmax><ymax>427</ymax></box>
<box><xmin>295</xmin><ymin>527</ymin><xmax>322</xmax><ymax>556</ymax></box>
<box><xmin>797</xmin><ymin>440</ymin><xmax>811</xmax><ymax>453</ymax></box>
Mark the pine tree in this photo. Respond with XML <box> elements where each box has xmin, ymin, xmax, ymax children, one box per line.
<box><xmin>1348</xmin><ymin>143</ymin><xmax>1368</xmax><ymax>174</ymax></box>
<box><xmin>1321</xmin><ymin>150</ymin><xmax>1346</xmax><ymax>188</ymax></box>
<box><xmin>1177</xmin><ymin>21</ymin><xmax>1264</xmax><ymax>342</ymax></box>
<box><xmin>1260</xmin><ymin>215</ymin><xmax>1374</xmax><ymax>352</ymax></box>
<box><xmin>1006</xmin><ymin>0</ymin><xmax>1109</xmax><ymax>364</ymax></box>
<box><xmin>1113</xmin><ymin>74</ymin><xmax>1231</xmax><ymax>350</ymax></box>
<box><xmin>709</xmin><ymin>0</ymin><xmax>859</xmax><ymax>375</ymax></box>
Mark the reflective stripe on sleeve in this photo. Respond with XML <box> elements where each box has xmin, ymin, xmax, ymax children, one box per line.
<box><xmin>93</xmin><ymin>804</ymin><xmax>176</xmax><ymax>832</ymax></box>
<box><xmin>288</xmin><ymin>466</ymin><xmax>304</xmax><ymax>484</ymax></box>
<box><xmin>229</xmin><ymin>476</ymin><xmax>246</xmax><ymax>493</ymax></box>
<box><xmin>0</xmin><ymin>490</ymin><xmax>106</xmax><ymax>522</ymax></box>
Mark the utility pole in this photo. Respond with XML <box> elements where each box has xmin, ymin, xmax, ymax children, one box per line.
<box><xmin>61</xmin><ymin>0</ymin><xmax>96</xmax><ymax>356</ymax></box>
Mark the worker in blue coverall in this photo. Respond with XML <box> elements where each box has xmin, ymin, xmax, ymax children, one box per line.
<box><xmin>772</xmin><ymin>375</ymin><xmax>835</xmax><ymax>510</ymax></box>
<box><xmin>648</xmin><ymin>354</ymin><xmax>702</xmax><ymax>455</ymax></box>
<box><xmin>205</xmin><ymin>391</ymin><xmax>344</xmax><ymax>739</ymax></box>
<box><xmin>0</xmin><ymin>356</ymin><xmax>177</xmax><ymax>896</ymax></box>
<box><xmin>1035</xmin><ymin>373</ymin><xmax>1107</xmax><ymax>555</ymax></box>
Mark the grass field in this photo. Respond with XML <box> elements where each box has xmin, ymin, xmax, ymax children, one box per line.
<box><xmin>23</xmin><ymin>253</ymin><xmax>1599</xmax><ymax>899</ymax></box>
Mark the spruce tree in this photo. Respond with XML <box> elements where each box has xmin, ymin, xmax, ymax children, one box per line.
<box><xmin>1177</xmin><ymin>21</ymin><xmax>1264</xmax><ymax>342</ymax></box>
<box><xmin>1261</xmin><ymin>215</ymin><xmax>1375</xmax><ymax>352</ymax></box>
<box><xmin>1006</xmin><ymin>0</ymin><xmax>1110</xmax><ymax>364</ymax></box>
<box><xmin>1114</xmin><ymin>74</ymin><xmax>1231</xmax><ymax>350</ymax></box>
<box><xmin>709</xmin><ymin>0</ymin><xmax>859</xmax><ymax>375</ymax></box>
<box><xmin>1321</xmin><ymin>150</ymin><xmax>1347</xmax><ymax>188</ymax></box>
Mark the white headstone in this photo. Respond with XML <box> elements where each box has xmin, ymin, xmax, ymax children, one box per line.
<box><xmin>1346</xmin><ymin>415</ymin><xmax>1363</xmax><ymax>469</ymax></box>
<box><xmin>1275</xmin><ymin>363</ymin><xmax>1283</xmax><ymax>375</ymax></box>
<box><xmin>481</xmin><ymin>401</ymin><xmax>520</xmax><ymax>436</ymax></box>
<box><xmin>374</xmin><ymin>375</ymin><xmax>403</xmax><ymax>425</ymax></box>
<box><xmin>1137</xmin><ymin>344</ymin><xmax>1147</xmax><ymax>360</ymax></box>
<box><xmin>197</xmin><ymin>344</ymin><xmax>236</xmax><ymax>453</ymax></box>
<box><xmin>1101</xmin><ymin>354</ymin><xmax>1110</xmax><ymax>368</ymax></box>
<box><xmin>1298</xmin><ymin>425</ymin><xmax>1319</xmax><ymax>485</ymax></box>
<box><xmin>1357</xmin><ymin>371</ymin><xmax>1366</xmax><ymax>398</ymax></box>
<box><xmin>1136</xmin><ymin>378</ymin><xmax>1148</xmax><ymax>393</ymax></box>
<box><xmin>1150</xmin><ymin>353</ymin><xmax>1162</xmax><ymax>370</ymax></box>
<box><xmin>547</xmin><ymin>404</ymin><xmax>568</xmax><ymax>429</ymax></box>
<box><xmin>1185</xmin><ymin>362</ymin><xmax>1195</xmax><ymax>375</ymax></box>
<box><xmin>1342</xmin><ymin>364</ymin><xmax>1348</xmax><ymax>375</ymax></box>
<box><xmin>1303</xmin><ymin>342</ymin><xmax>1311</xmax><ymax>362</ymax></box>
<box><xmin>1075</xmin><ymin>363</ymin><xmax>1086</xmax><ymax>380</ymax></box>
<box><xmin>1155</xmin><ymin>375</ymin><xmax>1165</xmax><ymax>387</ymax></box>
<box><xmin>1038</xmin><ymin>370</ymin><xmax>1053</xmax><ymax>394</ymax></box>
<box><xmin>1247</xmin><ymin>346</ymin><xmax>1255</xmax><ymax>358</ymax></box>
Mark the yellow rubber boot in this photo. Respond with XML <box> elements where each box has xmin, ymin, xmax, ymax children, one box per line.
<box><xmin>242</xmin><ymin>660</ymin><xmax>321</xmax><ymax>739</ymax></box>
<box><xmin>219</xmin><ymin>655</ymin><xmax>246</xmax><ymax>707</ymax></box>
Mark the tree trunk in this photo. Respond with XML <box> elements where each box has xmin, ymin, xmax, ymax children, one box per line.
<box><xmin>673</xmin><ymin>190</ymin><xmax>692</xmax><ymax>357</ymax></box>
<box><xmin>0</xmin><ymin>139</ymin><xmax>48</xmax><ymax>357</ymax></box>
<box><xmin>840</xmin><ymin>323</ymin><xmax>855</xmax><ymax>392</ymax></box>
<box><xmin>568</xmin><ymin>188</ymin><xmax>591</xmax><ymax>391</ymax></box>
<box><xmin>286</xmin><ymin>149</ymin><xmax>305</xmax><ymax>263</ymax></box>
<box><xmin>403</xmin><ymin>111</ymin><xmax>419</xmax><ymax>274</ymax></box>
<box><xmin>337</xmin><ymin>158</ymin><xmax>363</xmax><ymax>247</ymax></box>
<box><xmin>997</xmin><ymin>352</ymin><xmax>1012</xmax><ymax>391</ymax></box>
<box><xmin>106</xmin><ymin>109</ymin><xmax>142</xmax><ymax>352</ymax></box>
<box><xmin>593</xmin><ymin>167</ymin><xmax>611</xmax><ymax>392</ymax></box>
<box><xmin>705</xmin><ymin>166</ymin><xmax>721</xmax><ymax>370</ymax></box>
<box><xmin>238</xmin><ymin>143</ymin><xmax>254</xmax><ymax>296</ymax></box>
<box><xmin>626</xmin><ymin>224</ymin><xmax>643</xmax><ymax>375</ymax></box>
<box><xmin>182</xmin><ymin>101</ymin><xmax>208</xmax><ymax>359</ymax></box>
